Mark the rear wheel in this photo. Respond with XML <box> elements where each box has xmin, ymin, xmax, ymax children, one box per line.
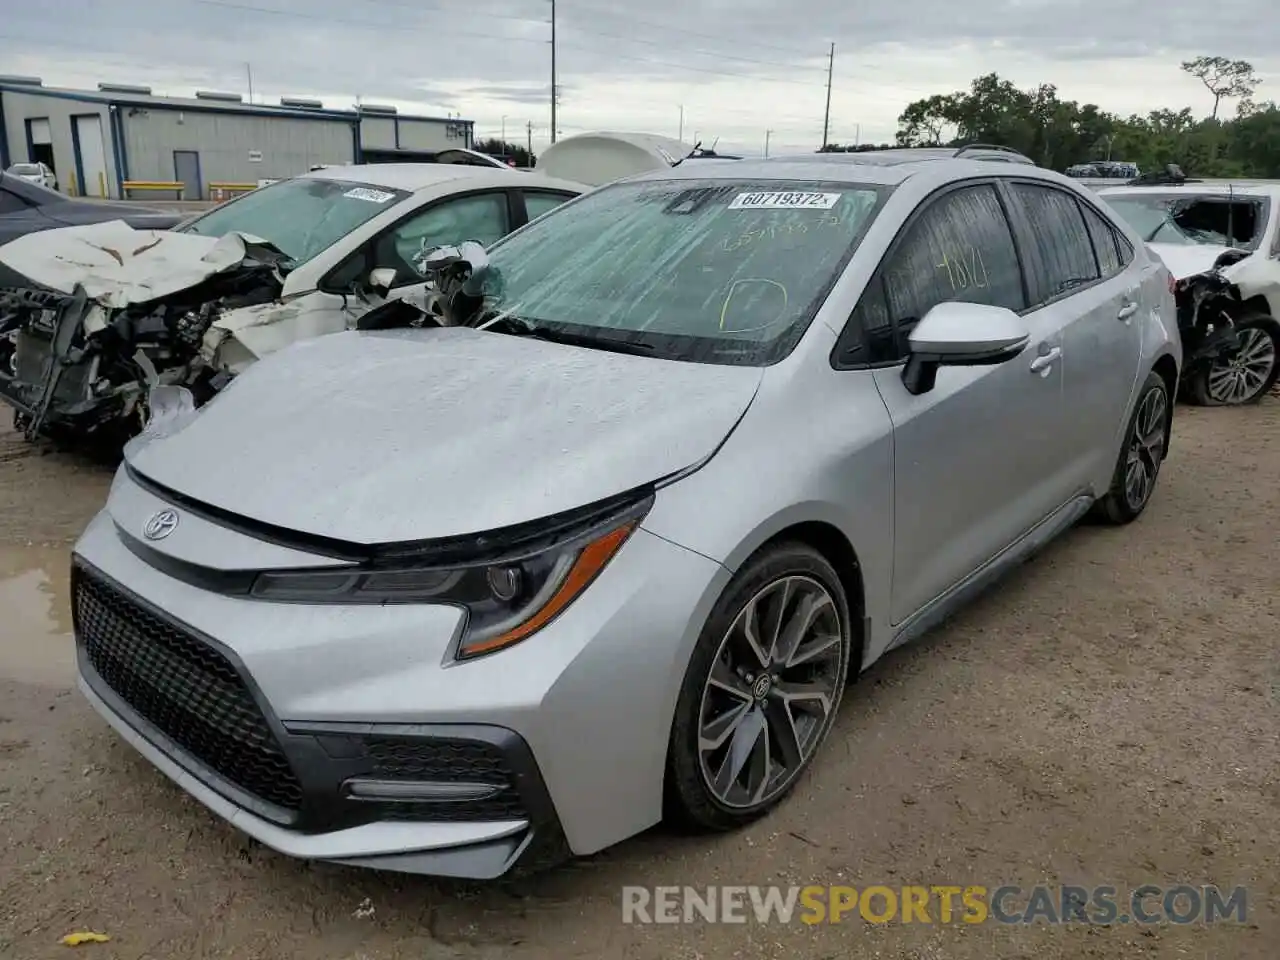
<box><xmin>1093</xmin><ymin>370</ymin><xmax>1169</xmax><ymax>525</ymax></box>
<box><xmin>1187</xmin><ymin>314</ymin><xmax>1280</xmax><ymax>406</ymax></box>
<box><xmin>665</xmin><ymin>543</ymin><xmax>852</xmax><ymax>831</ymax></box>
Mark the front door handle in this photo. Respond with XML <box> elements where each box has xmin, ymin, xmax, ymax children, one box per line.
<box><xmin>1030</xmin><ymin>346</ymin><xmax>1061</xmax><ymax>374</ymax></box>
<box><xmin>1117</xmin><ymin>301</ymin><xmax>1139</xmax><ymax>321</ymax></box>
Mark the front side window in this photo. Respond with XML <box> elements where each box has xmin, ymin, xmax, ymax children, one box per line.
<box><xmin>179</xmin><ymin>177</ymin><xmax>411</xmax><ymax>265</ymax></box>
<box><xmin>373</xmin><ymin>192</ymin><xmax>510</xmax><ymax>286</ymax></box>
<box><xmin>1105</xmin><ymin>193</ymin><xmax>1267</xmax><ymax>251</ymax></box>
<box><xmin>852</xmin><ymin>183</ymin><xmax>1025</xmax><ymax>363</ymax></box>
<box><xmin>1006</xmin><ymin>182</ymin><xmax>1099</xmax><ymax>305</ymax></box>
<box><xmin>477</xmin><ymin>178</ymin><xmax>889</xmax><ymax>365</ymax></box>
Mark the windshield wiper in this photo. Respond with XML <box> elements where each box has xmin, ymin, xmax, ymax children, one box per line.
<box><xmin>478</xmin><ymin>311</ymin><xmax>655</xmax><ymax>357</ymax></box>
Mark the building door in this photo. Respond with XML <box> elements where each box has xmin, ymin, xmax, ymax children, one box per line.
<box><xmin>72</xmin><ymin>114</ymin><xmax>108</xmax><ymax>198</ymax></box>
<box><xmin>173</xmin><ymin>150</ymin><xmax>201</xmax><ymax>201</ymax></box>
<box><xmin>25</xmin><ymin>118</ymin><xmax>55</xmax><ymax>175</ymax></box>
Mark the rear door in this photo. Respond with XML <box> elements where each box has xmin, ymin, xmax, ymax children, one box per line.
<box><xmin>1001</xmin><ymin>181</ymin><xmax>1145</xmax><ymax>492</ymax></box>
<box><xmin>854</xmin><ymin>181</ymin><xmax>1073</xmax><ymax>624</ymax></box>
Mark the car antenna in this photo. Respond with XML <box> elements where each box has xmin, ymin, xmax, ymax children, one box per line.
<box><xmin>670</xmin><ymin>141</ymin><xmax>703</xmax><ymax>168</ymax></box>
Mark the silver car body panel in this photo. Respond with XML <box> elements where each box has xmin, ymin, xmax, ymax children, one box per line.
<box><xmin>124</xmin><ymin>326</ymin><xmax>764</xmax><ymax>542</ymax></box>
<box><xmin>74</xmin><ymin>156</ymin><xmax>1182</xmax><ymax>877</ymax></box>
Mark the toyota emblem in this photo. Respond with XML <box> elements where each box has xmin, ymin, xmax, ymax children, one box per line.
<box><xmin>142</xmin><ymin>509</ymin><xmax>179</xmax><ymax>541</ymax></box>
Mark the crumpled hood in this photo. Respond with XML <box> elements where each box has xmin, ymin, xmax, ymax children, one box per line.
<box><xmin>125</xmin><ymin>327</ymin><xmax>763</xmax><ymax>544</ymax></box>
<box><xmin>1147</xmin><ymin>242</ymin><xmax>1231</xmax><ymax>280</ymax></box>
<box><xmin>0</xmin><ymin>219</ymin><xmax>283</xmax><ymax>308</ymax></box>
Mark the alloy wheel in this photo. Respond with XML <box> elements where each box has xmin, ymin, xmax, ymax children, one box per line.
<box><xmin>1124</xmin><ymin>384</ymin><xmax>1167</xmax><ymax>512</ymax></box>
<box><xmin>1206</xmin><ymin>328</ymin><xmax>1277</xmax><ymax>404</ymax></box>
<box><xmin>696</xmin><ymin>575</ymin><xmax>845</xmax><ymax>810</ymax></box>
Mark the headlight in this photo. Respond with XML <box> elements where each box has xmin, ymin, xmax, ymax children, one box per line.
<box><xmin>249</xmin><ymin>498</ymin><xmax>648</xmax><ymax>660</ymax></box>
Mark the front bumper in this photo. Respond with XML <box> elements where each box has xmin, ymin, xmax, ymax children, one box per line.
<box><xmin>73</xmin><ymin>477</ymin><xmax>729</xmax><ymax>877</ymax></box>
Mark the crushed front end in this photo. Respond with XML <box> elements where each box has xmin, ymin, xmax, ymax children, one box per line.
<box><xmin>0</xmin><ymin>228</ymin><xmax>287</xmax><ymax>443</ymax></box>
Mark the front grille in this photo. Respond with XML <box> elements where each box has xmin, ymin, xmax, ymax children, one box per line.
<box><xmin>365</xmin><ymin>736</ymin><xmax>527</xmax><ymax>821</ymax></box>
<box><xmin>74</xmin><ymin>564</ymin><xmax>304</xmax><ymax>813</ymax></box>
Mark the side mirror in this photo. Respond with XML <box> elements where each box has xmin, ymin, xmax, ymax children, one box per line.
<box><xmin>901</xmin><ymin>301</ymin><xmax>1029</xmax><ymax>396</ymax></box>
<box><xmin>368</xmin><ymin>267</ymin><xmax>397</xmax><ymax>294</ymax></box>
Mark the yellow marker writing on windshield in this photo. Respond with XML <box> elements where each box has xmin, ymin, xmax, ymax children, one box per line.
<box><xmin>719</xmin><ymin>278</ymin><xmax>789</xmax><ymax>332</ymax></box>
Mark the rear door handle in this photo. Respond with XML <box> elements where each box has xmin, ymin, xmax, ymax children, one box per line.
<box><xmin>1117</xmin><ymin>301</ymin><xmax>1139</xmax><ymax>321</ymax></box>
<box><xmin>1030</xmin><ymin>346</ymin><xmax>1061</xmax><ymax>374</ymax></box>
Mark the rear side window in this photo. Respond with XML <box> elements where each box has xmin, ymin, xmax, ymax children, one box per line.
<box><xmin>851</xmin><ymin>183</ymin><xmax>1026</xmax><ymax>363</ymax></box>
<box><xmin>1080</xmin><ymin>203</ymin><xmax>1124</xmax><ymax>279</ymax></box>
<box><xmin>1005</xmin><ymin>183</ymin><xmax>1099</xmax><ymax>305</ymax></box>
<box><xmin>524</xmin><ymin>191</ymin><xmax>574</xmax><ymax>220</ymax></box>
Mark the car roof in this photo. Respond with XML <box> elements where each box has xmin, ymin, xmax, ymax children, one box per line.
<box><xmin>301</xmin><ymin>163</ymin><xmax>585</xmax><ymax>194</ymax></box>
<box><xmin>768</xmin><ymin>146</ymin><xmax>1035</xmax><ymax>167</ymax></box>
<box><xmin>621</xmin><ymin>155</ymin><xmax>1063</xmax><ymax>188</ymax></box>
<box><xmin>1100</xmin><ymin>181</ymin><xmax>1280</xmax><ymax>199</ymax></box>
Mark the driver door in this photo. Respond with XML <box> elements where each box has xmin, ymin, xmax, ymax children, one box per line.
<box><xmin>324</xmin><ymin>190</ymin><xmax>514</xmax><ymax>318</ymax></box>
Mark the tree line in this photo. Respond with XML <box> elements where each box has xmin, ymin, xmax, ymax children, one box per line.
<box><xmin>821</xmin><ymin>56</ymin><xmax>1280</xmax><ymax>179</ymax></box>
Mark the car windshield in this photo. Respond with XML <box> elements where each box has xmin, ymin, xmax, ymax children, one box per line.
<box><xmin>179</xmin><ymin>177</ymin><xmax>411</xmax><ymax>264</ymax></box>
<box><xmin>1105</xmin><ymin>193</ymin><xmax>1268</xmax><ymax>250</ymax></box>
<box><xmin>477</xmin><ymin>178</ymin><xmax>889</xmax><ymax>365</ymax></box>
<box><xmin>9</xmin><ymin>163</ymin><xmax>40</xmax><ymax>175</ymax></box>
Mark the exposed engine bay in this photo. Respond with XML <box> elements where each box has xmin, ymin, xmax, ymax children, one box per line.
<box><xmin>0</xmin><ymin>221</ymin><xmax>491</xmax><ymax>444</ymax></box>
<box><xmin>0</xmin><ymin>222</ymin><xmax>293</xmax><ymax>442</ymax></box>
<box><xmin>1172</xmin><ymin>249</ymin><xmax>1280</xmax><ymax>405</ymax></box>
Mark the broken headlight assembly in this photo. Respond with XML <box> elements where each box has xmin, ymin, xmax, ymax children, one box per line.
<box><xmin>250</xmin><ymin>494</ymin><xmax>651</xmax><ymax>660</ymax></box>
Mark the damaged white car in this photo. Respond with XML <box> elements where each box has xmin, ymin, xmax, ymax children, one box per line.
<box><xmin>0</xmin><ymin>162</ymin><xmax>587</xmax><ymax>441</ymax></box>
<box><xmin>1100</xmin><ymin>170</ymin><xmax>1280</xmax><ymax>405</ymax></box>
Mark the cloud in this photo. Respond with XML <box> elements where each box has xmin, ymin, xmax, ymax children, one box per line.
<box><xmin>1</xmin><ymin>0</ymin><xmax>1274</xmax><ymax>155</ymax></box>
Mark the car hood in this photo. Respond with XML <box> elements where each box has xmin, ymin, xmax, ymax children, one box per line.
<box><xmin>0</xmin><ymin>219</ymin><xmax>285</xmax><ymax>308</ymax></box>
<box><xmin>1147</xmin><ymin>241</ymin><xmax>1232</xmax><ymax>280</ymax></box>
<box><xmin>125</xmin><ymin>326</ymin><xmax>763</xmax><ymax>544</ymax></box>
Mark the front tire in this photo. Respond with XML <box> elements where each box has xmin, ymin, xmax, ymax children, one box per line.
<box><xmin>1093</xmin><ymin>370</ymin><xmax>1170</xmax><ymax>525</ymax></box>
<box><xmin>665</xmin><ymin>543</ymin><xmax>852</xmax><ymax>831</ymax></box>
<box><xmin>1187</xmin><ymin>314</ymin><xmax>1280</xmax><ymax>406</ymax></box>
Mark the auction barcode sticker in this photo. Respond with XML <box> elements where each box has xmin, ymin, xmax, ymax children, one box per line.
<box><xmin>344</xmin><ymin>187</ymin><xmax>397</xmax><ymax>203</ymax></box>
<box><xmin>729</xmin><ymin>191</ymin><xmax>840</xmax><ymax>210</ymax></box>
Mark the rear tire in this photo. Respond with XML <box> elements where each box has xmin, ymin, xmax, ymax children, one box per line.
<box><xmin>1092</xmin><ymin>370</ymin><xmax>1170</xmax><ymax>525</ymax></box>
<box><xmin>1186</xmin><ymin>314</ymin><xmax>1280</xmax><ymax>406</ymax></box>
<box><xmin>664</xmin><ymin>543</ymin><xmax>852</xmax><ymax>831</ymax></box>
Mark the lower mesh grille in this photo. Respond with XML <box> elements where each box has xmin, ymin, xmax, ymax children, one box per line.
<box><xmin>366</xmin><ymin>737</ymin><xmax>527</xmax><ymax>821</ymax></box>
<box><xmin>74</xmin><ymin>564</ymin><xmax>304</xmax><ymax>813</ymax></box>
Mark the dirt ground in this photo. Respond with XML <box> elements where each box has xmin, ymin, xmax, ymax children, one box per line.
<box><xmin>0</xmin><ymin>399</ymin><xmax>1277</xmax><ymax>960</ymax></box>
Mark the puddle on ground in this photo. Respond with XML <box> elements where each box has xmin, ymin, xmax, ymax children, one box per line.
<box><xmin>0</xmin><ymin>543</ymin><xmax>75</xmax><ymax>686</ymax></box>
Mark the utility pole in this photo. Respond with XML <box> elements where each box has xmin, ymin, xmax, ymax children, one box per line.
<box><xmin>549</xmin><ymin>0</ymin><xmax>558</xmax><ymax>143</ymax></box>
<box><xmin>527</xmin><ymin>120</ymin><xmax>534</xmax><ymax>165</ymax></box>
<box><xmin>501</xmin><ymin>115</ymin><xmax>507</xmax><ymax>143</ymax></box>
<box><xmin>246</xmin><ymin>62</ymin><xmax>254</xmax><ymax>104</ymax></box>
<box><xmin>764</xmin><ymin>129</ymin><xmax>773</xmax><ymax>158</ymax></box>
<box><xmin>679</xmin><ymin>105</ymin><xmax>684</xmax><ymax>142</ymax></box>
<box><xmin>821</xmin><ymin>42</ymin><xmax>834</xmax><ymax>150</ymax></box>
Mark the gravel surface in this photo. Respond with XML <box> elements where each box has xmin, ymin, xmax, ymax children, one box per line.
<box><xmin>0</xmin><ymin>400</ymin><xmax>1277</xmax><ymax>960</ymax></box>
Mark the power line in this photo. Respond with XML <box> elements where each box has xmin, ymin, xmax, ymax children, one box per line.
<box><xmin>356</xmin><ymin>0</ymin><xmax>549</xmax><ymax>25</ymax></box>
<box><xmin>557</xmin><ymin>1</ymin><xmax>826</xmax><ymax>59</ymax></box>
<box><xmin>557</xmin><ymin>22</ymin><xmax>827</xmax><ymax>74</ymax></box>
<box><xmin>193</xmin><ymin>0</ymin><xmax>550</xmax><ymax>45</ymax></box>
<box><xmin>556</xmin><ymin>39</ymin><xmax>824</xmax><ymax>88</ymax></box>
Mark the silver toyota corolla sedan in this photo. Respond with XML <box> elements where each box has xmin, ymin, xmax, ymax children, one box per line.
<box><xmin>71</xmin><ymin>154</ymin><xmax>1182</xmax><ymax>880</ymax></box>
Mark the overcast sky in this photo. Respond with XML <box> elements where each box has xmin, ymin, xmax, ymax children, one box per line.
<box><xmin>2</xmin><ymin>0</ymin><xmax>1275</xmax><ymax>156</ymax></box>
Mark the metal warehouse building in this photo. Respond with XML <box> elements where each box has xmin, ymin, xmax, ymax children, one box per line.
<box><xmin>0</xmin><ymin>75</ymin><xmax>475</xmax><ymax>200</ymax></box>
